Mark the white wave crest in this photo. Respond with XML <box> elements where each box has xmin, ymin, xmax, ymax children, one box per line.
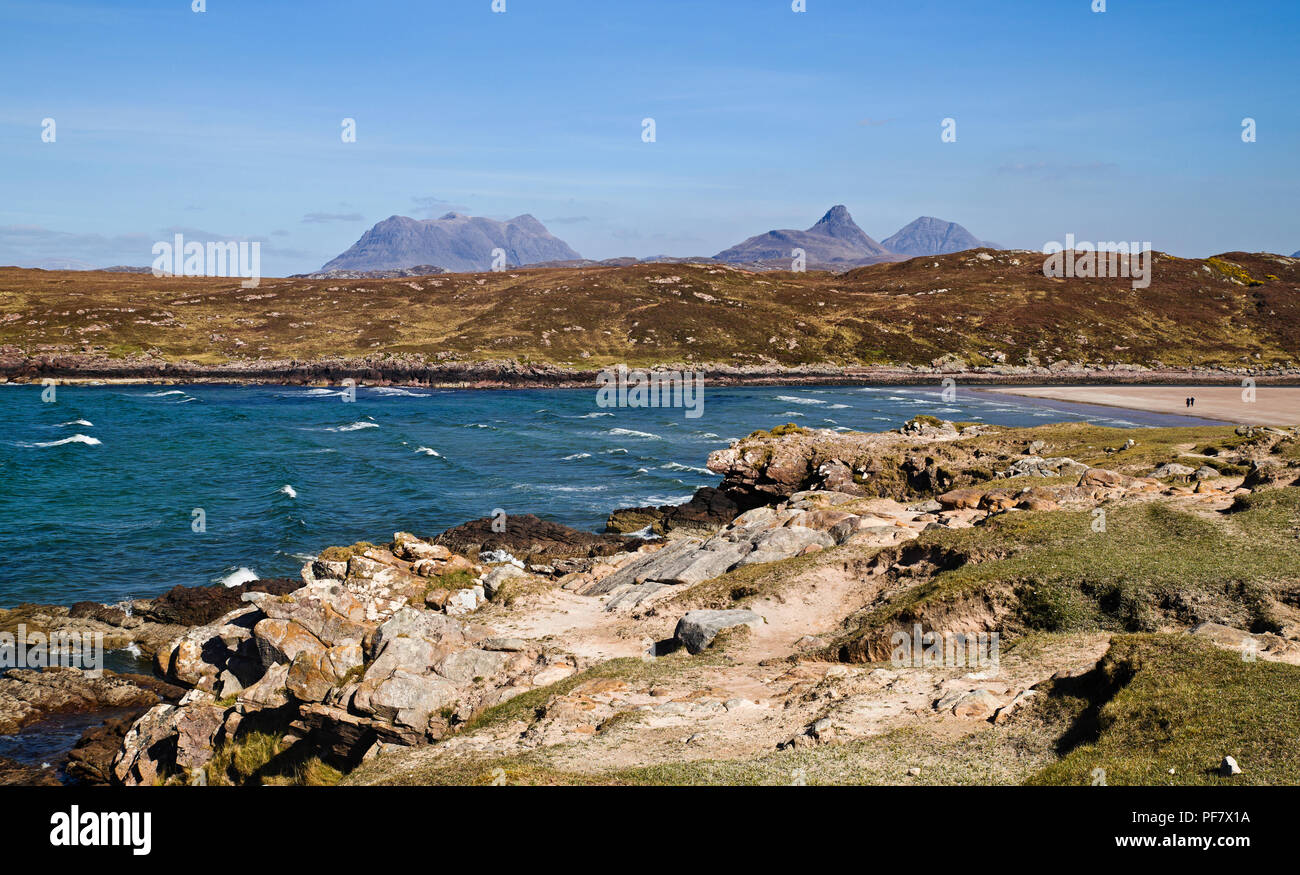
<box><xmin>661</xmin><ymin>461</ymin><xmax>712</xmax><ymax>475</ymax></box>
<box><xmin>217</xmin><ymin>567</ymin><xmax>259</xmax><ymax>587</ymax></box>
<box><xmin>21</xmin><ymin>434</ymin><xmax>102</xmax><ymax>448</ymax></box>
<box><xmin>607</xmin><ymin>428</ymin><xmax>662</xmax><ymax>439</ymax></box>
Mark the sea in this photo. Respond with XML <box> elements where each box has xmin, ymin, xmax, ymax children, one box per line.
<box><xmin>0</xmin><ymin>382</ymin><xmax>1217</xmax><ymax>608</ymax></box>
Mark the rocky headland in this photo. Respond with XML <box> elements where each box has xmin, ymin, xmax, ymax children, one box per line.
<box><xmin>4</xmin><ymin>416</ymin><xmax>1300</xmax><ymax>786</ymax></box>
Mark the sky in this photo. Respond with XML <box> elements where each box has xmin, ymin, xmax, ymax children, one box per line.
<box><xmin>1</xmin><ymin>0</ymin><xmax>1297</xmax><ymax>275</ymax></box>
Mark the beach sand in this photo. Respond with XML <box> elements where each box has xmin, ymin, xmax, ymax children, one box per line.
<box><xmin>990</xmin><ymin>385</ymin><xmax>1300</xmax><ymax>426</ymax></box>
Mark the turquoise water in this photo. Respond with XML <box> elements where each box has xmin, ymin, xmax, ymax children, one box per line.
<box><xmin>0</xmin><ymin>383</ymin><xmax>1213</xmax><ymax>606</ymax></box>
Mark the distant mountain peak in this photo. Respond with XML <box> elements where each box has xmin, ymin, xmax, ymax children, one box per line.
<box><xmin>882</xmin><ymin>216</ymin><xmax>992</xmax><ymax>256</ymax></box>
<box><xmin>715</xmin><ymin>205</ymin><xmax>892</xmax><ymax>266</ymax></box>
<box><xmin>321</xmin><ymin>212</ymin><xmax>581</xmax><ymax>273</ymax></box>
<box><xmin>815</xmin><ymin>204</ymin><xmax>851</xmax><ymax>224</ymax></box>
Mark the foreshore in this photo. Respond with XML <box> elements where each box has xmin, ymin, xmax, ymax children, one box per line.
<box><xmin>986</xmin><ymin>385</ymin><xmax>1300</xmax><ymax>426</ymax></box>
<box><xmin>2</xmin><ymin>352</ymin><xmax>1299</xmax><ymax>390</ymax></box>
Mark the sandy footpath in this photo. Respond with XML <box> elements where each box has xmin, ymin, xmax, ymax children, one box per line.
<box><xmin>990</xmin><ymin>385</ymin><xmax>1300</xmax><ymax>425</ymax></box>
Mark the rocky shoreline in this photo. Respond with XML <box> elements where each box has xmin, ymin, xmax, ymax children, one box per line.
<box><xmin>3</xmin><ymin>348</ymin><xmax>1299</xmax><ymax>388</ymax></box>
<box><xmin>3</xmin><ymin>416</ymin><xmax>1299</xmax><ymax>785</ymax></box>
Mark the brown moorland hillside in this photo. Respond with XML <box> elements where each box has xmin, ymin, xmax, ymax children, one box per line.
<box><xmin>1</xmin><ymin>249</ymin><xmax>1297</xmax><ymax>376</ymax></box>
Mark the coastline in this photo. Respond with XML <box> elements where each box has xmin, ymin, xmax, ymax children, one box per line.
<box><xmin>3</xmin><ymin>353</ymin><xmax>1299</xmax><ymax>390</ymax></box>
<box><xmin>5</xmin><ymin>414</ymin><xmax>1298</xmax><ymax>787</ymax></box>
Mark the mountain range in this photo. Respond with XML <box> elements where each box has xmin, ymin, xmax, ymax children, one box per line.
<box><xmin>321</xmin><ymin>212</ymin><xmax>581</xmax><ymax>273</ymax></box>
<box><xmin>712</xmin><ymin>204</ymin><xmax>895</xmax><ymax>267</ymax></box>
<box><xmin>318</xmin><ymin>206</ymin><xmax>997</xmax><ymax>274</ymax></box>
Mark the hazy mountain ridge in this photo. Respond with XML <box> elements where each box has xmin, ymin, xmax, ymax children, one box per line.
<box><xmin>882</xmin><ymin>216</ymin><xmax>998</xmax><ymax>256</ymax></box>
<box><xmin>714</xmin><ymin>205</ymin><xmax>897</xmax><ymax>267</ymax></box>
<box><xmin>712</xmin><ymin>206</ymin><xmax>1003</xmax><ymax>268</ymax></box>
<box><xmin>321</xmin><ymin>212</ymin><xmax>581</xmax><ymax>273</ymax></box>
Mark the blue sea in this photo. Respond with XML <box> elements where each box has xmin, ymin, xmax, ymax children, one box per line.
<box><xmin>0</xmin><ymin>383</ymin><xmax>1215</xmax><ymax>607</ymax></box>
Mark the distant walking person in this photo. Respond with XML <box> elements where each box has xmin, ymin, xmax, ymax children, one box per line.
<box><xmin>1185</xmin><ymin>397</ymin><xmax>1191</xmax><ymax>408</ymax></box>
<box><xmin>1190</xmin><ymin>396</ymin><xmax>1196</xmax><ymax>407</ymax></box>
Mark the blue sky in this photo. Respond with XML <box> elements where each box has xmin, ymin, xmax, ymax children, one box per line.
<box><xmin>1</xmin><ymin>0</ymin><xmax>1297</xmax><ymax>274</ymax></box>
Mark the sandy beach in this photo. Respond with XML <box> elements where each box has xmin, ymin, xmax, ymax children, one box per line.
<box><xmin>990</xmin><ymin>385</ymin><xmax>1300</xmax><ymax>426</ymax></box>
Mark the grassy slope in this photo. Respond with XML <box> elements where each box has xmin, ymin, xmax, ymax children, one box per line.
<box><xmin>834</xmin><ymin>487</ymin><xmax>1300</xmax><ymax>654</ymax></box>
<box><xmin>1029</xmin><ymin>634</ymin><xmax>1300</xmax><ymax>785</ymax></box>
<box><xmin>3</xmin><ymin>250</ymin><xmax>1298</xmax><ymax>369</ymax></box>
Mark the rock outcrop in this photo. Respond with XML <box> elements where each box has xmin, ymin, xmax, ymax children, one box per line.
<box><xmin>436</xmin><ymin>514</ymin><xmax>642</xmax><ymax>565</ymax></box>
<box><xmin>114</xmin><ymin>533</ymin><xmax>578</xmax><ymax>784</ymax></box>
<box><xmin>606</xmin><ymin>486</ymin><xmax>750</xmax><ymax>536</ymax></box>
<box><xmin>0</xmin><ymin>667</ymin><xmax>183</xmax><ymax>735</ymax></box>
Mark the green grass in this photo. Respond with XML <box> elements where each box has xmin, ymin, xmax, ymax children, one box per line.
<box><xmin>1029</xmin><ymin>634</ymin><xmax>1300</xmax><ymax>785</ymax></box>
<box><xmin>833</xmin><ymin>488</ymin><xmax>1300</xmax><ymax>658</ymax></box>
<box><xmin>349</xmin><ymin>720</ymin><xmax>1062</xmax><ymax>786</ymax></box>
<box><xmin>316</xmin><ymin>541</ymin><xmax>379</xmax><ymax>563</ymax></box>
<box><xmin>204</xmin><ymin>726</ymin><xmax>347</xmax><ymax>787</ymax></box>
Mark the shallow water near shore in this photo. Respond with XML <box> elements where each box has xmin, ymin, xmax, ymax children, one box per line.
<box><xmin>0</xmin><ymin>383</ymin><xmax>1215</xmax><ymax>607</ymax></box>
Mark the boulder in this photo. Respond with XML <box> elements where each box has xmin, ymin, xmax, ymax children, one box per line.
<box><xmin>735</xmin><ymin>525</ymin><xmax>833</xmax><ymax>567</ymax></box>
<box><xmin>253</xmin><ymin>617</ymin><xmax>328</xmax><ymax>668</ymax></box>
<box><xmin>938</xmin><ymin>488</ymin><xmax>984</xmax><ymax>510</ymax></box>
<box><xmin>351</xmin><ymin>670</ymin><xmax>458</xmax><ymax>736</ymax></box>
<box><xmin>1004</xmin><ymin>456</ymin><xmax>1087</xmax><ymax>479</ymax></box>
<box><xmin>114</xmin><ymin>703</ymin><xmax>189</xmax><ymax>785</ymax></box>
<box><xmin>482</xmin><ymin>564</ymin><xmax>528</xmax><ymax>599</ymax></box>
<box><xmin>674</xmin><ymin>609</ymin><xmax>764</xmax><ymax>654</ymax></box>
<box><xmin>787</xmin><ymin>508</ymin><xmax>857</xmax><ymax>533</ymax></box>
<box><xmin>392</xmin><ymin>532</ymin><xmax>451</xmax><ymax>562</ymax></box>
<box><xmin>937</xmin><ymin>688</ymin><xmax>1002</xmax><ymax>719</ymax></box>
<box><xmin>1079</xmin><ymin>468</ymin><xmax>1125</xmax><ymax>488</ymax></box>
